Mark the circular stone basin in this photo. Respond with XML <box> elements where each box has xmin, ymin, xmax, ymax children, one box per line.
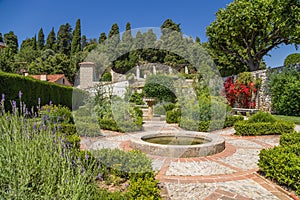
<box><xmin>130</xmin><ymin>132</ymin><xmax>225</xmax><ymax>158</ymax></box>
<box><xmin>142</xmin><ymin>136</ymin><xmax>210</xmax><ymax>145</ymax></box>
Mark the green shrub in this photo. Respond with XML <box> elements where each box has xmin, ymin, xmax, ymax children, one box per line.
<box><xmin>76</xmin><ymin>122</ymin><xmax>102</xmax><ymax>137</ymax></box>
<box><xmin>100</xmin><ymin>72</ymin><xmax>112</xmax><ymax>82</ymax></box>
<box><xmin>280</xmin><ymin>131</ymin><xmax>300</xmax><ymax>146</ymax></box>
<box><xmin>59</xmin><ymin>123</ymin><xmax>77</xmax><ymax>135</ymax></box>
<box><xmin>234</xmin><ymin>120</ymin><xmax>295</xmax><ymax>136</ymax></box>
<box><xmin>0</xmin><ymin>71</ymin><xmax>87</xmax><ymax>111</ymax></box>
<box><xmin>128</xmin><ymin>175</ymin><xmax>161</xmax><ymax>200</ymax></box>
<box><xmin>224</xmin><ymin>115</ymin><xmax>244</xmax><ymax>127</ymax></box>
<box><xmin>166</xmin><ymin>109</ymin><xmax>181</xmax><ymax>123</ymax></box>
<box><xmin>129</xmin><ymin>92</ymin><xmax>144</xmax><ymax>105</ymax></box>
<box><xmin>179</xmin><ymin>117</ymin><xmax>199</xmax><ymax>131</ymax></box>
<box><xmin>39</xmin><ymin>104</ymin><xmax>74</xmax><ymax>124</ymax></box>
<box><xmin>259</xmin><ymin>145</ymin><xmax>300</xmax><ymax>195</ymax></box>
<box><xmin>99</xmin><ymin>118</ymin><xmax>121</xmax><ymax>132</ymax></box>
<box><xmin>163</xmin><ymin>102</ymin><xmax>176</xmax><ymax>112</ymax></box>
<box><xmin>248</xmin><ymin>111</ymin><xmax>276</xmax><ymax>123</ymax></box>
<box><xmin>268</xmin><ymin>68</ymin><xmax>300</xmax><ymax>116</ymax></box>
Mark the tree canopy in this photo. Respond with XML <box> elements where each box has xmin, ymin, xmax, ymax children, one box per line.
<box><xmin>206</xmin><ymin>0</ymin><xmax>300</xmax><ymax>72</ymax></box>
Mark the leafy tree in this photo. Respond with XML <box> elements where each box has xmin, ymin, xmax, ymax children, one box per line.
<box><xmin>71</xmin><ymin>19</ymin><xmax>81</xmax><ymax>55</ymax></box>
<box><xmin>98</xmin><ymin>32</ymin><xmax>107</xmax><ymax>44</ymax></box>
<box><xmin>143</xmin><ymin>74</ymin><xmax>176</xmax><ymax>103</ymax></box>
<box><xmin>45</xmin><ymin>27</ymin><xmax>56</xmax><ymax>50</ymax></box>
<box><xmin>19</xmin><ymin>37</ymin><xmax>38</xmax><ymax>65</ymax></box>
<box><xmin>57</xmin><ymin>23</ymin><xmax>72</xmax><ymax>55</ymax></box>
<box><xmin>206</xmin><ymin>0</ymin><xmax>300</xmax><ymax>72</ymax></box>
<box><xmin>284</xmin><ymin>53</ymin><xmax>300</xmax><ymax>67</ymax></box>
<box><xmin>4</xmin><ymin>31</ymin><xmax>18</xmax><ymax>54</ymax></box>
<box><xmin>37</xmin><ymin>28</ymin><xmax>45</xmax><ymax>50</ymax></box>
<box><xmin>0</xmin><ymin>48</ymin><xmax>16</xmax><ymax>72</ymax></box>
<box><xmin>195</xmin><ymin>37</ymin><xmax>201</xmax><ymax>44</ymax></box>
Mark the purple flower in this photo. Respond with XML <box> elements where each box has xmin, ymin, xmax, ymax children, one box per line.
<box><xmin>52</xmin><ymin>128</ymin><xmax>56</xmax><ymax>134</ymax></box>
<box><xmin>33</xmin><ymin>122</ymin><xmax>37</xmax><ymax>130</ymax></box>
<box><xmin>1</xmin><ymin>93</ymin><xmax>4</xmax><ymax>101</ymax></box>
<box><xmin>66</xmin><ymin>179</ymin><xmax>68</xmax><ymax>183</ymax></box>
<box><xmin>12</xmin><ymin>100</ymin><xmax>16</xmax><ymax>108</ymax></box>
<box><xmin>49</xmin><ymin>101</ymin><xmax>52</xmax><ymax>105</ymax></box>
<box><xmin>85</xmin><ymin>153</ymin><xmax>89</xmax><ymax>160</ymax></box>
<box><xmin>18</xmin><ymin>91</ymin><xmax>22</xmax><ymax>99</ymax></box>
<box><xmin>38</xmin><ymin>98</ymin><xmax>41</xmax><ymax>106</ymax></box>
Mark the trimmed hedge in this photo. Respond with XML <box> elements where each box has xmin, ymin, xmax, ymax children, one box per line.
<box><xmin>180</xmin><ymin>115</ymin><xmax>244</xmax><ymax>132</ymax></box>
<box><xmin>259</xmin><ymin>144</ymin><xmax>300</xmax><ymax>195</ymax></box>
<box><xmin>98</xmin><ymin>118</ymin><xmax>142</xmax><ymax>133</ymax></box>
<box><xmin>0</xmin><ymin>71</ymin><xmax>87</xmax><ymax>111</ymax></box>
<box><xmin>234</xmin><ymin>120</ymin><xmax>295</xmax><ymax>136</ymax></box>
<box><xmin>280</xmin><ymin>131</ymin><xmax>300</xmax><ymax>146</ymax></box>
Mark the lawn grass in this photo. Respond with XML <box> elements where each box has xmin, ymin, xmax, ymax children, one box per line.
<box><xmin>273</xmin><ymin>115</ymin><xmax>300</xmax><ymax>125</ymax></box>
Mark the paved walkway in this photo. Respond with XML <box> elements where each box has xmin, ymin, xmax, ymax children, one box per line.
<box><xmin>80</xmin><ymin>122</ymin><xmax>300</xmax><ymax>200</ymax></box>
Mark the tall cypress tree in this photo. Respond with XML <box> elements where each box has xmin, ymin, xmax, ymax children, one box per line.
<box><xmin>98</xmin><ymin>32</ymin><xmax>107</xmax><ymax>44</ymax></box>
<box><xmin>71</xmin><ymin>19</ymin><xmax>81</xmax><ymax>55</ymax></box>
<box><xmin>0</xmin><ymin>33</ymin><xmax>3</xmax><ymax>43</ymax></box>
<box><xmin>45</xmin><ymin>27</ymin><xmax>56</xmax><ymax>50</ymax></box>
<box><xmin>37</xmin><ymin>28</ymin><xmax>45</xmax><ymax>50</ymax></box>
<box><xmin>122</xmin><ymin>22</ymin><xmax>133</xmax><ymax>42</ymax></box>
<box><xmin>82</xmin><ymin>35</ymin><xmax>87</xmax><ymax>49</ymax></box>
<box><xmin>195</xmin><ymin>36</ymin><xmax>201</xmax><ymax>44</ymax></box>
<box><xmin>4</xmin><ymin>31</ymin><xmax>18</xmax><ymax>54</ymax></box>
<box><xmin>32</xmin><ymin>35</ymin><xmax>37</xmax><ymax>50</ymax></box>
<box><xmin>108</xmin><ymin>23</ymin><xmax>120</xmax><ymax>39</ymax></box>
<box><xmin>161</xmin><ymin>19</ymin><xmax>181</xmax><ymax>35</ymax></box>
<box><xmin>57</xmin><ymin>23</ymin><xmax>72</xmax><ymax>55</ymax></box>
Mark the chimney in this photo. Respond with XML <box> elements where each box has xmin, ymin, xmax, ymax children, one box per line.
<box><xmin>79</xmin><ymin>62</ymin><xmax>96</xmax><ymax>89</ymax></box>
<box><xmin>41</xmin><ymin>74</ymin><xmax>47</xmax><ymax>81</ymax></box>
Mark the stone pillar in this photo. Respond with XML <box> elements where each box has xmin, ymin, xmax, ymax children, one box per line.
<box><xmin>79</xmin><ymin>62</ymin><xmax>95</xmax><ymax>89</ymax></box>
<box><xmin>185</xmin><ymin>66</ymin><xmax>189</xmax><ymax>74</ymax></box>
<box><xmin>169</xmin><ymin>66</ymin><xmax>172</xmax><ymax>74</ymax></box>
<box><xmin>136</xmin><ymin>65</ymin><xmax>140</xmax><ymax>79</ymax></box>
<box><xmin>153</xmin><ymin>65</ymin><xmax>156</xmax><ymax>75</ymax></box>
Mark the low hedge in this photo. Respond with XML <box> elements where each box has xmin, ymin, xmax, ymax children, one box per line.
<box><xmin>280</xmin><ymin>131</ymin><xmax>300</xmax><ymax>146</ymax></box>
<box><xmin>259</xmin><ymin>144</ymin><xmax>300</xmax><ymax>195</ymax></box>
<box><xmin>76</xmin><ymin>122</ymin><xmax>102</xmax><ymax>137</ymax></box>
<box><xmin>180</xmin><ymin>115</ymin><xmax>244</xmax><ymax>132</ymax></box>
<box><xmin>98</xmin><ymin>118</ymin><xmax>142</xmax><ymax>133</ymax></box>
<box><xmin>234</xmin><ymin>120</ymin><xmax>295</xmax><ymax>136</ymax></box>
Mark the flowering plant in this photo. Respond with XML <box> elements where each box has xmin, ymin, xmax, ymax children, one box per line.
<box><xmin>224</xmin><ymin>77</ymin><xmax>258</xmax><ymax>108</ymax></box>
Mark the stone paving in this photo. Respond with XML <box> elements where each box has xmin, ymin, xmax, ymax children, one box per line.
<box><xmin>80</xmin><ymin>121</ymin><xmax>300</xmax><ymax>200</ymax></box>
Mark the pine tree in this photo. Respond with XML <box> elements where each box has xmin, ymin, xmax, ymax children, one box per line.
<box><xmin>98</xmin><ymin>32</ymin><xmax>107</xmax><ymax>44</ymax></box>
<box><xmin>195</xmin><ymin>36</ymin><xmax>201</xmax><ymax>44</ymax></box>
<box><xmin>0</xmin><ymin>33</ymin><xmax>3</xmax><ymax>43</ymax></box>
<box><xmin>45</xmin><ymin>27</ymin><xmax>56</xmax><ymax>50</ymax></box>
<box><xmin>161</xmin><ymin>19</ymin><xmax>181</xmax><ymax>35</ymax></box>
<box><xmin>4</xmin><ymin>31</ymin><xmax>18</xmax><ymax>54</ymax></box>
<box><xmin>71</xmin><ymin>19</ymin><xmax>81</xmax><ymax>55</ymax></box>
<box><xmin>37</xmin><ymin>28</ymin><xmax>45</xmax><ymax>50</ymax></box>
<box><xmin>57</xmin><ymin>23</ymin><xmax>72</xmax><ymax>55</ymax></box>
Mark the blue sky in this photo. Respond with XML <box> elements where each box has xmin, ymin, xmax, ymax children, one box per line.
<box><xmin>0</xmin><ymin>0</ymin><xmax>298</xmax><ymax>67</ymax></box>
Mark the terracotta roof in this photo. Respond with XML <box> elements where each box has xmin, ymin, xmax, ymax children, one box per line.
<box><xmin>30</xmin><ymin>74</ymin><xmax>72</xmax><ymax>86</ymax></box>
